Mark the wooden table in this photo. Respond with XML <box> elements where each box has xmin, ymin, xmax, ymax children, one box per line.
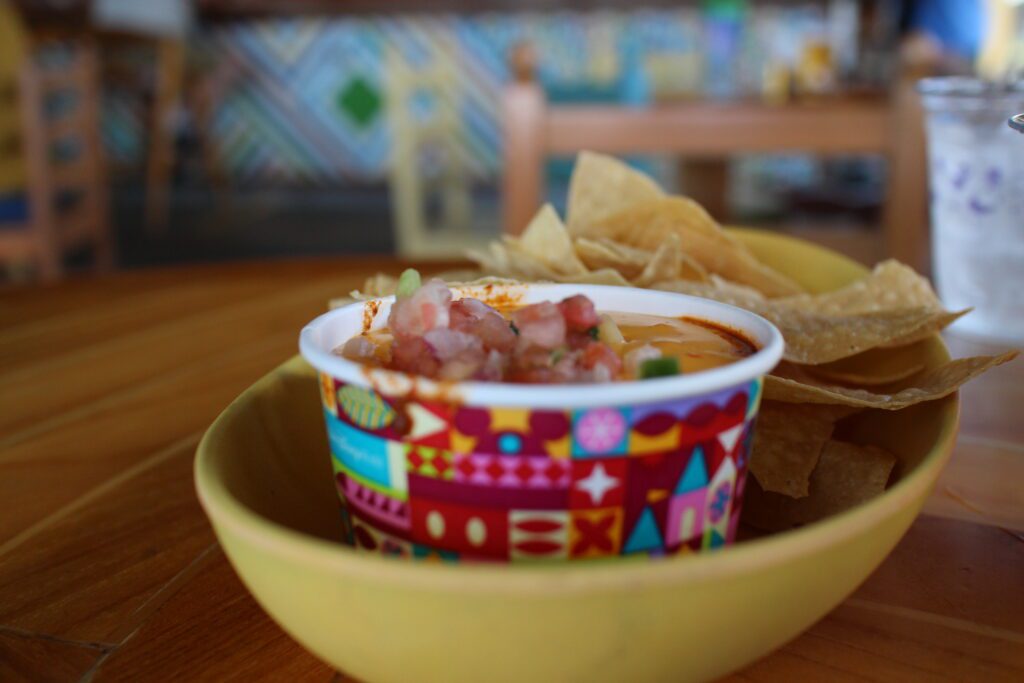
<box><xmin>1</xmin><ymin>260</ymin><xmax>1022</xmax><ymax>682</ymax></box>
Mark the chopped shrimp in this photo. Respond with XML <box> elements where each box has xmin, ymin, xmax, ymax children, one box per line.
<box><xmin>450</xmin><ymin>298</ymin><xmax>516</xmax><ymax>352</ymax></box>
<box><xmin>388</xmin><ymin>279</ymin><xmax>452</xmax><ymax>337</ymax></box>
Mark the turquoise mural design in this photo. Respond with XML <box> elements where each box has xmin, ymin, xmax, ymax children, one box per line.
<box><xmin>100</xmin><ymin>6</ymin><xmax>837</xmax><ymax>185</ymax></box>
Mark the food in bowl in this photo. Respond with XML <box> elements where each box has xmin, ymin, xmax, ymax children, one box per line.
<box><xmin>336</xmin><ymin>152</ymin><xmax>1017</xmax><ymax>537</ymax></box>
<box><xmin>300</xmin><ymin>282</ymin><xmax>785</xmax><ymax>562</ymax></box>
<box><xmin>200</xmin><ymin>230</ymin><xmax>986</xmax><ymax>683</ymax></box>
<box><xmin>338</xmin><ymin>269</ymin><xmax>756</xmax><ymax>384</ymax></box>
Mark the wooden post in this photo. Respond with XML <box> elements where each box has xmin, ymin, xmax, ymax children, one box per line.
<box><xmin>677</xmin><ymin>158</ymin><xmax>730</xmax><ymax>222</ymax></box>
<box><xmin>501</xmin><ymin>83</ymin><xmax>545</xmax><ymax>236</ymax></box>
<box><xmin>502</xmin><ymin>42</ymin><xmax>545</xmax><ymax>236</ymax></box>
<box><xmin>884</xmin><ymin>80</ymin><xmax>930</xmax><ymax>272</ymax></box>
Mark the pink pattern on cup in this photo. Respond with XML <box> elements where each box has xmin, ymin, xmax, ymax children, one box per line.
<box><xmin>574</xmin><ymin>408</ymin><xmax>626</xmax><ymax>453</ymax></box>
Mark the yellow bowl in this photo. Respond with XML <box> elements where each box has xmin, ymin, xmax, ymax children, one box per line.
<box><xmin>195</xmin><ymin>230</ymin><xmax>958</xmax><ymax>683</ymax></box>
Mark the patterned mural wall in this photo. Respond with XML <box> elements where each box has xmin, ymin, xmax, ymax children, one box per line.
<box><xmin>195</xmin><ymin>11</ymin><xmax>704</xmax><ymax>186</ymax></box>
<box><xmin>102</xmin><ymin>6</ymin><xmax>839</xmax><ymax>185</ymax></box>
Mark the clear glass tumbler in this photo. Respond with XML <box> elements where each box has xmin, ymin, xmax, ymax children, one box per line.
<box><xmin>918</xmin><ymin>78</ymin><xmax>1024</xmax><ymax>343</ymax></box>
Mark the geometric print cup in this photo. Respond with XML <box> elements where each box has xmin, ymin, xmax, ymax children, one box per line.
<box><xmin>319</xmin><ymin>373</ymin><xmax>764</xmax><ymax>562</ymax></box>
<box><xmin>301</xmin><ymin>282</ymin><xmax>784</xmax><ymax>564</ymax></box>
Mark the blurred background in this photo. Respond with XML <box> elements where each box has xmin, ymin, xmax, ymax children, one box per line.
<box><xmin>0</xmin><ymin>0</ymin><xmax>1022</xmax><ymax>283</ymax></box>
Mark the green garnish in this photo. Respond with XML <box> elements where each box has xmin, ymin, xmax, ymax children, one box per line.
<box><xmin>551</xmin><ymin>347</ymin><xmax>566</xmax><ymax>363</ymax></box>
<box><xmin>587</xmin><ymin>325</ymin><xmax>600</xmax><ymax>340</ymax></box>
<box><xmin>510</xmin><ymin>322</ymin><xmax>519</xmax><ymax>336</ymax></box>
<box><xmin>395</xmin><ymin>268</ymin><xmax>422</xmax><ymax>298</ymax></box>
<box><xmin>639</xmin><ymin>357</ymin><xmax>680</xmax><ymax>379</ymax></box>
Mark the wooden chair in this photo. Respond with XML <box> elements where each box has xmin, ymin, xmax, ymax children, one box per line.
<box><xmin>0</xmin><ymin>41</ymin><xmax>113</xmax><ymax>281</ymax></box>
<box><xmin>386</xmin><ymin>46</ymin><xmax>485</xmax><ymax>259</ymax></box>
<box><xmin>502</xmin><ymin>55</ymin><xmax>929</xmax><ymax>270</ymax></box>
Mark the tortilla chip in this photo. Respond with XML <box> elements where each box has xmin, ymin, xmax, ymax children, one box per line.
<box><xmin>809</xmin><ymin>365</ymin><xmax>927</xmax><ymax>387</ymax></box>
<box><xmin>505</xmin><ymin>244</ymin><xmax>567</xmax><ymax>280</ymax></box>
<box><xmin>881</xmin><ymin>309</ymin><xmax>969</xmax><ymax>347</ymax></box>
<box><xmin>584</xmin><ymin>197</ymin><xmax>802</xmax><ymax>296</ymax></box>
<box><xmin>467</xmin><ymin>242</ymin><xmax>510</xmax><ymax>277</ymax></box>
<box><xmin>772</xmin><ymin>307</ymin><xmax>966</xmax><ymax>365</ymax></box>
<box><xmin>632</xmin><ymin>233</ymin><xmax>682</xmax><ymax>286</ymax></box>
<box><xmin>750</xmin><ymin>402</ymin><xmax>859</xmax><ymax>498</ymax></box>
<box><xmin>472</xmin><ymin>208</ymin><xmax>591</xmax><ymax>282</ymax></box>
<box><xmin>583</xmin><ymin>197</ymin><xmax>723</xmax><ymax>250</ymax></box>
<box><xmin>662</xmin><ymin>259</ymin><xmax>945</xmax><ymax>314</ymax></box>
<box><xmin>765</xmin><ymin>352</ymin><xmax>1019</xmax><ymax>408</ymax></box>
<box><xmin>566</xmin><ymin>151</ymin><xmax>664</xmax><ymax>234</ymax></box>
<box><xmin>573</xmin><ymin>237</ymin><xmax>650</xmax><ymax>279</ymax></box>
<box><xmin>515</xmin><ymin>204</ymin><xmax>587</xmax><ymax>276</ymax></box>
<box><xmin>554</xmin><ymin>268</ymin><xmax>631</xmax><ymax>287</ymax></box>
<box><xmin>743</xmin><ymin>440</ymin><xmax>897</xmax><ymax>531</ymax></box>
<box><xmin>655</xmin><ymin>284</ymin><xmax>956</xmax><ymax>365</ymax></box>
<box><xmin>676</xmin><ymin>252</ymin><xmax>710</xmax><ymax>283</ymax></box>
<box><xmin>808</xmin><ymin>345</ymin><xmax>927</xmax><ymax>386</ymax></box>
<box><xmin>775</xmin><ymin>260</ymin><xmax>942</xmax><ymax>314</ymax></box>
<box><xmin>358</xmin><ymin>272</ymin><xmax>398</xmax><ymax>297</ymax></box>
<box><xmin>470</xmin><ymin>241</ymin><xmax>565</xmax><ymax>282</ymax></box>
<box><xmin>331</xmin><ymin>273</ymin><xmax>398</xmax><ymax>306</ymax></box>
<box><xmin>468</xmin><ymin>237</ymin><xmax>632</xmax><ymax>287</ymax></box>
<box><xmin>655</xmin><ymin>278</ymin><xmax>767</xmax><ymax>309</ymax></box>
<box><xmin>576</xmin><ymin>237</ymin><xmax>708</xmax><ymax>285</ymax></box>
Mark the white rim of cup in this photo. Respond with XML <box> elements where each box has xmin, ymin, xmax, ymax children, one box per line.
<box><xmin>299</xmin><ymin>284</ymin><xmax>784</xmax><ymax>409</ymax></box>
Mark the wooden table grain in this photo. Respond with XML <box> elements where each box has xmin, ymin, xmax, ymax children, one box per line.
<box><xmin>1</xmin><ymin>260</ymin><xmax>1022</xmax><ymax>683</ymax></box>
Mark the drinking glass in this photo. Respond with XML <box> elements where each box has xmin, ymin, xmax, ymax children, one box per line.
<box><xmin>918</xmin><ymin>78</ymin><xmax>1024</xmax><ymax>343</ymax></box>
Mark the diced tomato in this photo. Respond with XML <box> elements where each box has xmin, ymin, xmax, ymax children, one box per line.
<box><xmin>581</xmin><ymin>340</ymin><xmax>623</xmax><ymax>379</ymax></box>
<box><xmin>566</xmin><ymin>330</ymin><xmax>592</xmax><ymax>350</ymax></box>
<box><xmin>354</xmin><ymin>281</ymin><xmax>640</xmax><ymax>385</ymax></box>
<box><xmin>558</xmin><ymin>294</ymin><xmax>600</xmax><ymax>331</ymax></box>
<box><xmin>512</xmin><ymin>302</ymin><xmax>566</xmax><ymax>350</ymax></box>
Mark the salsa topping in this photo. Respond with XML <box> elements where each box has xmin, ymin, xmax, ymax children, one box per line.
<box><xmin>337</xmin><ymin>270</ymin><xmax>755</xmax><ymax>384</ymax></box>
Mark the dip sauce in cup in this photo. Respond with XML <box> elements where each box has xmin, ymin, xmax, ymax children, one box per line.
<box><xmin>300</xmin><ymin>282</ymin><xmax>783</xmax><ymax>562</ymax></box>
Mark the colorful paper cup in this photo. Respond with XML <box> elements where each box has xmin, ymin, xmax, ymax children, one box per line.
<box><xmin>299</xmin><ymin>283</ymin><xmax>784</xmax><ymax>562</ymax></box>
